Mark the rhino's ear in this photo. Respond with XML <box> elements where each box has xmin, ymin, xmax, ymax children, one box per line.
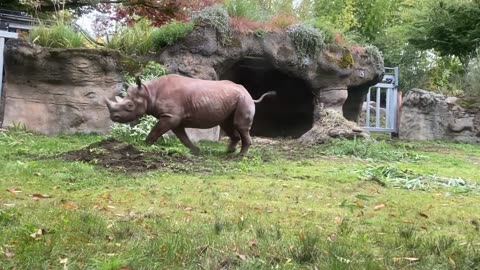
<box><xmin>135</xmin><ymin>75</ymin><xmax>142</xmax><ymax>88</ymax></box>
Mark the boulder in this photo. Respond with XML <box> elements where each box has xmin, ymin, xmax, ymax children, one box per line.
<box><xmin>400</xmin><ymin>89</ymin><xmax>480</xmax><ymax>142</ymax></box>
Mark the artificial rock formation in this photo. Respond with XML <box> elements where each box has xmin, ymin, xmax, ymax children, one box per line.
<box><xmin>2</xmin><ymin>39</ymin><xmax>123</xmax><ymax>135</ymax></box>
<box><xmin>158</xmin><ymin>26</ymin><xmax>384</xmax><ymax>141</ymax></box>
<box><xmin>400</xmin><ymin>89</ymin><xmax>480</xmax><ymax>142</ymax></box>
<box><xmin>1</xmin><ymin>25</ymin><xmax>383</xmax><ymax>141</ymax></box>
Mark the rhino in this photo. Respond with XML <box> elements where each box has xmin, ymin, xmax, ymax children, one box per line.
<box><xmin>105</xmin><ymin>74</ymin><xmax>276</xmax><ymax>156</ymax></box>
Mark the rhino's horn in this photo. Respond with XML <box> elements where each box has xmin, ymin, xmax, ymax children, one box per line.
<box><xmin>135</xmin><ymin>75</ymin><xmax>142</xmax><ymax>88</ymax></box>
<box><xmin>114</xmin><ymin>96</ymin><xmax>123</xmax><ymax>103</ymax></box>
<box><xmin>104</xmin><ymin>97</ymin><xmax>116</xmax><ymax>110</ymax></box>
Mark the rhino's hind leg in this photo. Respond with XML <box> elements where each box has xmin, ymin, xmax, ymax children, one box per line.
<box><xmin>237</xmin><ymin>130</ymin><xmax>252</xmax><ymax>156</ymax></box>
<box><xmin>172</xmin><ymin>127</ymin><xmax>200</xmax><ymax>155</ymax></box>
<box><xmin>221</xmin><ymin>119</ymin><xmax>240</xmax><ymax>153</ymax></box>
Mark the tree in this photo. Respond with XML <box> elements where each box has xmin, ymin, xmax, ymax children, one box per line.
<box><xmin>409</xmin><ymin>0</ymin><xmax>480</xmax><ymax>66</ymax></box>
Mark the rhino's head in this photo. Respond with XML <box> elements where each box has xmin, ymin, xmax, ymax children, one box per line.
<box><xmin>105</xmin><ymin>76</ymin><xmax>149</xmax><ymax>123</ymax></box>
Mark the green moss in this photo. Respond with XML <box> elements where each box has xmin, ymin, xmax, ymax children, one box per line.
<box><xmin>339</xmin><ymin>49</ymin><xmax>354</xmax><ymax>68</ymax></box>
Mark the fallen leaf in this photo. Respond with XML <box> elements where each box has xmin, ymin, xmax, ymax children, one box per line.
<box><xmin>404</xmin><ymin>257</ymin><xmax>420</xmax><ymax>262</ymax></box>
<box><xmin>374</xmin><ymin>204</ymin><xmax>386</xmax><ymax>211</ymax></box>
<box><xmin>30</xmin><ymin>193</ymin><xmax>51</xmax><ymax>200</ymax></box>
<box><xmin>184</xmin><ymin>207</ymin><xmax>192</xmax><ymax>211</ymax></box>
<box><xmin>62</xmin><ymin>203</ymin><xmax>78</xmax><ymax>210</ymax></box>
<box><xmin>449</xmin><ymin>256</ymin><xmax>456</xmax><ymax>269</ymax></box>
<box><xmin>327</xmin><ymin>233</ymin><xmax>337</xmax><ymax>242</ymax></box>
<box><xmin>354</xmin><ymin>200</ymin><xmax>364</xmax><ymax>208</ymax></box>
<box><xmin>335</xmin><ymin>216</ymin><xmax>343</xmax><ymax>225</ymax></box>
<box><xmin>30</xmin><ymin>228</ymin><xmax>46</xmax><ymax>240</ymax></box>
<box><xmin>248</xmin><ymin>239</ymin><xmax>257</xmax><ymax>248</ymax></box>
<box><xmin>6</xmin><ymin>188</ymin><xmax>22</xmax><ymax>195</ymax></box>
<box><xmin>5</xmin><ymin>249</ymin><xmax>15</xmax><ymax>258</ymax></box>
<box><xmin>419</xmin><ymin>213</ymin><xmax>429</xmax><ymax>219</ymax></box>
<box><xmin>106</xmin><ymin>205</ymin><xmax>116</xmax><ymax>209</ymax></box>
<box><xmin>236</xmin><ymin>252</ymin><xmax>247</xmax><ymax>261</ymax></box>
<box><xmin>3</xmin><ymin>203</ymin><xmax>15</xmax><ymax>207</ymax></box>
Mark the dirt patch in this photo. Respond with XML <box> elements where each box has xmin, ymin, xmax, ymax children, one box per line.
<box><xmin>58</xmin><ymin>137</ymin><xmax>194</xmax><ymax>173</ymax></box>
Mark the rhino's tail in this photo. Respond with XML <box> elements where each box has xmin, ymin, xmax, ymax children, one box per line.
<box><xmin>254</xmin><ymin>91</ymin><xmax>277</xmax><ymax>103</ymax></box>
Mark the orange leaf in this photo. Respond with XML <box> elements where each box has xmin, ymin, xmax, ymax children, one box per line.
<box><xmin>30</xmin><ymin>194</ymin><xmax>51</xmax><ymax>200</ymax></box>
<box><xmin>419</xmin><ymin>213</ymin><xmax>429</xmax><ymax>219</ymax></box>
<box><xmin>6</xmin><ymin>188</ymin><xmax>22</xmax><ymax>195</ymax></box>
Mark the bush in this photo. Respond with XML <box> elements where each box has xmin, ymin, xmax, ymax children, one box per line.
<box><xmin>28</xmin><ymin>21</ymin><xmax>85</xmax><ymax>48</ymax></box>
<box><xmin>465</xmin><ymin>53</ymin><xmax>480</xmax><ymax>96</ymax></box>
<box><xmin>106</xmin><ymin>19</ymin><xmax>155</xmax><ymax>55</ymax></box>
<box><xmin>286</xmin><ymin>23</ymin><xmax>325</xmax><ymax>62</ymax></box>
<box><xmin>152</xmin><ymin>20</ymin><xmax>194</xmax><ymax>50</ymax></box>
<box><xmin>224</xmin><ymin>0</ymin><xmax>269</xmax><ymax>21</ymax></box>
<box><xmin>192</xmin><ymin>5</ymin><xmax>231</xmax><ymax>45</ymax></box>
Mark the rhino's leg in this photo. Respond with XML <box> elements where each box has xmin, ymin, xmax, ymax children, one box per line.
<box><xmin>238</xmin><ymin>130</ymin><xmax>252</xmax><ymax>156</ymax></box>
<box><xmin>221</xmin><ymin>118</ymin><xmax>240</xmax><ymax>153</ymax></box>
<box><xmin>145</xmin><ymin>118</ymin><xmax>178</xmax><ymax>145</ymax></box>
<box><xmin>172</xmin><ymin>127</ymin><xmax>200</xmax><ymax>155</ymax></box>
<box><xmin>233</xmin><ymin>100</ymin><xmax>255</xmax><ymax>156</ymax></box>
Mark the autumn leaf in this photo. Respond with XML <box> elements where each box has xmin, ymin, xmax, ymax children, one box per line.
<box><xmin>30</xmin><ymin>228</ymin><xmax>46</xmax><ymax>240</ymax></box>
<box><xmin>6</xmin><ymin>188</ymin><xmax>22</xmax><ymax>195</ymax></box>
<box><xmin>419</xmin><ymin>213</ymin><xmax>429</xmax><ymax>219</ymax></box>
<box><xmin>449</xmin><ymin>257</ymin><xmax>456</xmax><ymax>269</ymax></box>
<box><xmin>62</xmin><ymin>202</ymin><xmax>78</xmax><ymax>210</ymax></box>
<box><xmin>248</xmin><ymin>239</ymin><xmax>257</xmax><ymax>248</ymax></box>
<box><xmin>404</xmin><ymin>257</ymin><xmax>420</xmax><ymax>262</ymax></box>
<box><xmin>374</xmin><ymin>204</ymin><xmax>386</xmax><ymax>211</ymax></box>
<box><xmin>236</xmin><ymin>252</ymin><xmax>248</xmax><ymax>261</ymax></box>
<box><xmin>30</xmin><ymin>193</ymin><xmax>51</xmax><ymax>200</ymax></box>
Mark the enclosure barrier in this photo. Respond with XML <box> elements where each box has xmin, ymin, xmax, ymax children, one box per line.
<box><xmin>362</xmin><ymin>67</ymin><xmax>400</xmax><ymax>134</ymax></box>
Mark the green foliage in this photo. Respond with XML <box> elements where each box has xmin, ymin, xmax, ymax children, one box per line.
<box><xmin>105</xmin><ymin>18</ymin><xmax>155</xmax><ymax>55</ymax></box>
<box><xmin>287</xmin><ymin>23</ymin><xmax>325</xmax><ymax>61</ymax></box>
<box><xmin>324</xmin><ymin>138</ymin><xmax>424</xmax><ymax>162</ymax></box>
<box><xmin>151</xmin><ymin>20</ymin><xmax>194</xmax><ymax>50</ymax></box>
<box><xmin>28</xmin><ymin>21</ymin><xmax>85</xmax><ymax>48</ymax></box>
<box><xmin>192</xmin><ymin>5</ymin><xmax>232</xmax><ymax>45</ymax></box>
<box><xmin>224</xmin><ymin>0</ymin><xmax>269</xmax><ymax>21</ymax></box>
<box><xmin>409</xmin><ymin>0</ymin><xmax>480</xmax><ymax>65</ymax></box>
<box><xmin>465</xmin><ymin>53</ymin><xmax>480</xmax><ymax>96</ymax></box>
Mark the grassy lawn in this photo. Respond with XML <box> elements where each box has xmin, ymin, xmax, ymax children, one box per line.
<box><xmin>1</xmin><ymin>130</ymin><xmax>479</xmax><ymax>269</ymax></box>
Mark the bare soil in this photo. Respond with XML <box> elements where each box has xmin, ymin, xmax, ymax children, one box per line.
<box><xmin>58</xmin><ymin>137</ymin><xmax>194</xmax><ymax>173</ymax></box>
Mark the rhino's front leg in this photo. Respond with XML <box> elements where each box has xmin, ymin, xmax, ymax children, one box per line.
<box><xmin>172</xmin><ymin>127</ymin><xmax>200</xmax><ymax>155</ymax></box>
<box><xmin>145</xmin><ymin>118</ymin><xmax>177</xmax><ymax>145</ymax></box>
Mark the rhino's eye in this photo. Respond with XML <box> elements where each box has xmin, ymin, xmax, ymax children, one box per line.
<box><xmin>126</xmin><ymin>102</ymin><xmax>134</xmax><ymax>111</ymax></box>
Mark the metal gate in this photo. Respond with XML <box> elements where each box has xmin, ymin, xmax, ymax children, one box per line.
<box><xmin>362</xmin><ymin>67</ymin><xmax>399</xmax><ymax>134</ymax></box>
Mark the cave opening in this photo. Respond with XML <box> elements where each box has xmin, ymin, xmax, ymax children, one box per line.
<box><xmin>220</xmin><ymin>56</ymin><xmax>314</xmax><ymax>138</ymax></box>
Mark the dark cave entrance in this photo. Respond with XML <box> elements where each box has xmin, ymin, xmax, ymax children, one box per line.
<box><xmin>220</xmin><ymin>56</ymin><xmax>314</xmax><ymax>138</ymax></box>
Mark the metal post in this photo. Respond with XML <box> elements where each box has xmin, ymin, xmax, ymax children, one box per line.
<box><xmin>375</xmin><ymin>87</ymin><xmax>381</xmax><ymax>128</ymax></box>
<box><xmin>0</xmin><ymin>37</ymin><xmax>4</xmax><ymax>101</ymax></box>
<box><xmin>366</xmin><ymin>89</ymin><xmax>371</xmax><ymax>128</ymax></box>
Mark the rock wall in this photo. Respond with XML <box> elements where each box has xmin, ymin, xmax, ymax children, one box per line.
<box><xmin>1</xmin><ymin>24</ymin><xmax>383</xmax><ymax>141</ymax></box>
<box><xmin>400</xmin><ymin>89</ymin><xmax>480</xmax><ymax>142</ymax></box>
<box><xmin>2</xmin><ymin>40</ymin><xmax>123</xmax><ymax>135</ymax></box>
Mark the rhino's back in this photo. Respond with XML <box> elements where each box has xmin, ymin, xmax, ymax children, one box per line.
<box><xmin>152</xmin><ymin>75</ymin><xmax>253</xmax><ymax>128</ymax></box>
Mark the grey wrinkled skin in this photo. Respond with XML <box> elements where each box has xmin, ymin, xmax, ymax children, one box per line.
<box><xmin>105</xmin><ymin>74</ymin><xmax>276</xmax><ymax>156</ymax></box>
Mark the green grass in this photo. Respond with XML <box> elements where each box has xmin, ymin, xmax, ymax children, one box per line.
<box><xmin>1</xmin><ymin>130</ymin><xmax>479</xmax><ymax>269</ymax></box>
<box><xmin>151</xmin><ymin>20</ymin><xmax>194</xmax><ymax>50</ymax></box>
<box><xmin>28</xmin><ymin>21</ymin><xmax>85</xmax><ymax>48</ymax></box>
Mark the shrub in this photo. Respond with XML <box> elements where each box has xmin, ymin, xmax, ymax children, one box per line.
<box><xmin>224</xmin><ymin>0</ymin><xmax>269</xmax><ymax>21</ymax></box>
<box><xmin>192</xmin><ymin>5</ymin><xmax>231</xmax><ymax>45</ymax></box>
<box><xmin>286</xmin><ymin>23</ymin><xmax>325</xmax><ymax>62</ymax></box>
<box><xmin>106</xmin><ymin>19</ymin><xmax>155</xmax><ymax>55</ymax></box>
<box><xmin>28</xmin><ymin>21</ymin><xmax>85</xmax><ymax>48</ymax></box>
<box><xmin>364</xmin><ymin>44</ymin><xmax>384</xmax><ymax>70</ymax></box>
<box><xmin>152</xmin><ymin>20</ymin><xmax>194</xmax><ymax>50</ymax></box>
<box><xmin>465</xmin><ymin>53</ymin><xmax>480</xmax><ymax>96</ymax></box>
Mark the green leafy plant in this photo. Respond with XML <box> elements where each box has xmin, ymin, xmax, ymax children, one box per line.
<box><xmin>192</xmin><ymin>5</ymin><xmax>231</xmax><ymax>45</ymax></box>
<box><xmin>105</xmin><ymin>19</ymin><xmax>155</xmax><ymax>55</ymax></box>
<box><xmin>286</xmin><ymin>23</ymin><xmax>325</xmax><ymax>63</ymax></box>
<box><xmin>28</xmin><ymin>21</ymin><xmax>85</xmax><ymax>48</ymax></box>
<box><xmin>152</xmin><ymin>20</ymin><xmax>194</xmax><ymax>50</ymax></box>
<box><xmin>224</xmin><ymin>0</ymin><xmax>269</xmax><ymax>21</ymax></box>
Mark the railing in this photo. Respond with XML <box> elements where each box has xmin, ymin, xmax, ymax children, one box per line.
<box><xmin>362</xmin><ymin>67</ymin><xmax>400</xmax><ymax>133</ymax></box>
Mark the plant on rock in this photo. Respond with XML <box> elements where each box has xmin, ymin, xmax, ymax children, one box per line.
<box><xmin>152</xmin><ymin>20</ymin><xmax>195</xmax><ymax>49</ymax></box>
<box><xmin>28</xmin><ymin>21</ymin><xmax>85</xmax><ymax>48</ymax></box>
<box><xmin>105</xmin><ymin>18</ymin><xmax>155</xmax><ymax>55</ymax></box>
<box><xmin>287</xmin><ymin>23</ymin><xmax>325</xmax><ymax>64</ymax></box>
<box><xmin>192</xmin><ymin>5</ymin><xmax>231</xmax><ymax>45</ymax></box>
